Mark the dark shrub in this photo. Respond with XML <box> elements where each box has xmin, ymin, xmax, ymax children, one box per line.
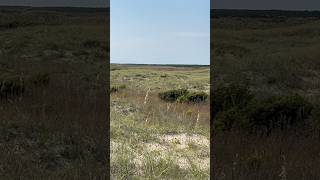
<box><xmin>215</xmin><ymin>44</ymin><xmax>251</xmax><ymax>57</ymax></box>
<box><xmin>0</xmin><ymin>74</ymin><xmax>25</xmax><ymax>98</ymax></box>
<box><xmin>82</xmin><ymin>40</ymin><xmax>101</xmax><ymax>48</ymax></box>
<box><xmin>135</xmin><ymin>74</ymin><xmax>147</xmax><ymax>78</ymax></box>
<box><xmin>212</xmin><ymin>83</ymin><xmax>253</xmax><ymax>118</ymax></box>
<box><xmin>45</xmin><ymin>42</ymin><xmax>60</xmax><ymax>51</ymax></box>
<box><xmin>111</xmin><ymin>67</ymin><xmax>121</xmax><ymax>71</ymax></box>
<box><xmin>246</xmin><ymin>94</ymin><xmax>313</xmax><ymax>135</ymax></box>
<box><xmin>30</xmin><ymin>72</ymin><xmax>50</xmax><ymax>86</ymax></box>
<box><xmin>214</xmin><ymin>107</ymin><xmax>247</xmax><ymax>132</ymax></box>
<box><xmin>310</xmin><ymin>99</ymin><xmax>320</xmax><ymax>131</ymax></box>
<box><xmin>177</xmin><ymin>91</ymin><xmax>208</xmax><ymax>103</ymax></box>
<box><xmin>110</xmin><ymin>85</ymin><xmax>126</xmax><ymax>93</ymax></box>
<box><xmin>213</xmin><ymin>83</ymin><xmax>313</xmax><ymax>135</ymax></box>
<box><xmin>158</xmin><ymin>89</ymin><xmax>189</xmax><ymax>102</ymax></box>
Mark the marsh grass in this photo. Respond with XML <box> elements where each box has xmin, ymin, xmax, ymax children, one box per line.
<box><xmin>0</xmin><ymin>76</ymin><xmax>108</xmax><ymax>179</ymax></box>
<box><xmin>212</xmin><ymin>14</ymin><xmax>320</xmax><ymax>179</ymax></box>
<box><xmin>110</xmin><ymin>65</ymin><xmax>210</xmax><ymax>179</ymax></box>
<box><xmin>0</xmin><ymin>7</ymin><xmax>109</xmax><ymax>179</ymax></box>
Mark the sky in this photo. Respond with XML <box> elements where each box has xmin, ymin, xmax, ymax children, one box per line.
<box><xmin>212</xmin><ymin>0</ymin><xmax>320</xmax><ymax>10</ymax></box>
<box><xmin>0</xmin><ymin>0</ymin><xmax>108</xmax><ymax>7</ymax></box>
<box><xmin>111</xmin><ymin>0</ymin><xmax>210</xmax><ymax>65</ymax></box>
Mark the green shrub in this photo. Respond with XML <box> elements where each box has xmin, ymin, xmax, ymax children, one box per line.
<box><xmin>245</xmin><ymin>154</ymin><xmax>263</xmax><ymax>171</ymax></box>
<box><xmin>246</xmin><ymin>94</ymin><xmax>313</xmax><ymax>135</ymax></box>
<box><xmin>214</xmin><ymin>109</ymin><xmax>252</xmax><ymax>134</ymax></box>
<box><xmin>110</xmin><ymin>85</ymin><xmax>126</xmax><ymax>93</ymax></box>
<box><xmin>30</xmin><ymin>72</ymin><xmax>50</xmax><ymax>86</ymax></box>
<box><xmin>45</xmin><ymin>42</ymin><xmax>60</xmax><ymax>51</ymax></box>
<box><xmin>215</xmin><ymin>44</ymin><xmax>251</xmax><ymax>57</ymax></box>
<box><xmin>214</xmin><ymin>107</ymin><xmax>247</xmax><ymax>132</ymax></box>
<box><xmin>309</xmin><ymin>99</ymin><xmax>320</xmax><ymax>132</ymax></box>
<box><xmin>177</xmin><ymin>91</ymin><xmax>208</xmax><ymax>103</ymax></box>
<box><xmin>135</xmin><ymin>74</ymin><xmax>147</xmax><ymax>78</ymax></box>
<box><xmin>213</xmin><ymin>84</ymin><xmax>313</xmax><ymax>135</ymax></box>
<box><xmin>82</xmin><ymin>40</ymin><xmax>101</xmax><ymax>48</ymax></box>
<box><xmin>111</xmin><ymin>67</ymin><xmax>121</xmax><ymax>71</ymax></box>
<box><xmin>0</xmin><ymin>74</ymin><xmax>25</xmax><ymax>98</ymax></box>
<box><xmin>158</xmin><ymin>89</ymin><xmax>189</xmax><ymax>102</ymax></box>
<box><xmin>212</xmin><ymin>83</ymin><xmax>253</xmax><ymax>118</ymax></box>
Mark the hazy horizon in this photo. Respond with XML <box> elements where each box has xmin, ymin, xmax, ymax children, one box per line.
<box><xmin>0</xmin><ymin>0</ymin><xmax>109</xmax><ymax>7</ymax></box>
<box><xmin>211</xmin><ymin>8</ymin><xmax>320</xmax><ymax>11</ymax></box>
<box><xmin>111</xmin><ymin>0</ymin><xmax>210</xmax><ymax>65</ymax></box>
<box><xmin>110</xmin><ymin>62</ymin><xmax>209</xmax><ymax>66</ymax></box>
<box><xmin>212</xmin><ymin>0</ymin><xmax>320</xmax><ymax>10</ymax></box>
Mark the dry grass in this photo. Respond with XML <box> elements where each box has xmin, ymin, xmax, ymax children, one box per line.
<box><xmin>110</xmin><ymin>65</ymin><xmax>210</xmax><ymax>179</ymax></box>
<box><xmin>0</xmin><ymin>77</ymin><xmax>108</xmax><ymax>179</ymax></box>
<box><xmin>212</xmin><ymin>12</ymin><xmax>320</xmax><ymax>179</ymax></box>
<box><xmin>213</xmin><ymin>130</ymin><xmax>320</xmax><ymax>180</ymax></box>
<box><xmin>0</xmin><ymin>7</ymin><xmax>109</xmax><ymax>179</ymax></box>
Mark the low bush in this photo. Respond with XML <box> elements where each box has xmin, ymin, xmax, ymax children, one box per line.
<box><xmin>212</xmin><ymin>82</ymin><xmax>253</xmax><ymax>118</ymax></box>
<box><xmin>82</xmin><ymin>40</ymin><xmax>101</xmax><ymax>48</ymax></box>
<box><xmin>159</xmin><ymin>89</ymin><xmax>208</xmax><ymax>103</ymax></box>
<box><xmin>214</xmin><ymin>107</ymin><xmax>247</xmax><ymax>132</ymax></box>
<box><xmin>177</xmin><ymin>91</ymin><xmax>208</xmax><ymax>103</ymax></box>
<box><xmin>111</xmin><ymin>67</ymin><xmax>121</xmax><ymax>71</ymax></box>
<box><xmin>246</xmin><ymin>94</ymin><xmax>313</xmax><ymax>135</ymax></box>
<box><xmin>213</xmin><ymin>83</ymin><xmax>314</xmax><ymax>135</ymax></box>
<box><xmin>0</xmin><ymin>73</ymin><xmax>25</xmax><ymax>98</ymax></box>
<box><xmin>29</xmin><ymin>72</ymin><xmax>50</xmax><ymax>87</ymax></box>
<box><xmin>111</xmin><ymin>85</ymin><xmax>126</xmax><ymax>93</ymax></box>
<box><xmin>158</xmin><ymin>89</ymin><xmax>189</xmax><ymax>102</ymax></box>
<box><xmin>214</xmin><ymin>44</ymin><xmax>251</xmax><ymax>57</ymax></box>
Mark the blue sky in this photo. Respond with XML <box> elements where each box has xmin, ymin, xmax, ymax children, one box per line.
<box><xmin>111</xmin><ymin>0</ymin><xmax>210</xmax><ymax>65</ymax></box>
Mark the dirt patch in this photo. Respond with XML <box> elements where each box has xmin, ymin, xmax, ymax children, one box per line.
<box><xmin>143</xmin><ymin>133</ymin><xmax>210</xmax><ymax>170</ymax></box>
<box><xmin>159</xmin><ymin>133</ymin><xmax>209</xmax><ymax>149</ymax></box>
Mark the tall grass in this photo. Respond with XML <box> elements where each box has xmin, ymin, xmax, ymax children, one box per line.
<box><xmin>0</xmin><ymin>7</ymin><xmax>109</xmax><ymax>179</ymax></box>
<box><xmin>110</xmin><ymin>66</ymin><xmax>210</xmax><ymax>179</ymax></box>
<box><xmin>212</xmin><ymin>15</ymin><xmax>320</xmax><ymax>179</ymax></box>
<box><xmin>0</xmin><ymin>75</ymin><xmax>108</xmax><ymax>179</ymax></box>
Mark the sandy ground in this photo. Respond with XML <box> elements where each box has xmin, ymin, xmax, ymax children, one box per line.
<box><xmin>111</xmin><ymin>132</ymin><xmax>210</xmax><ymax>171</ymax></box>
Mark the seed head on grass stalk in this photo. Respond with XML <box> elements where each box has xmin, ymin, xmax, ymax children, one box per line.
<box><xmin>279</xmin><ymin>155</ymin><xmax>287</xmax><ymax>180</ymax></box>
<box><xmin>194</xmin><ymin>110</ymin><xmax>200</xmax><ymax>128</ymax></box>
<box><xmin>166</xmin><ymin>103</ymin><xmax>171</xmax><ymax>112</ymax></box>
<box><xmin>144</xmin><ymin>88</ymin><xmax>151</xmax><ymax>105</ymax></box>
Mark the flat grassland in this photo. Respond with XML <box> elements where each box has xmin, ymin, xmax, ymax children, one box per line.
<box><xmin>212</xmin><ymin>10</ymin><xmax>320</xmax><ymax>179</ymax></box>
<box><xmin>110</xmin><ymin>64</ymin><xmax>210</xmax><ymax>179</ymax></box>
<box><xmin>0</xmin><ymin>7</ymin><xmax>108</xmax><ymax>179</ymax></box>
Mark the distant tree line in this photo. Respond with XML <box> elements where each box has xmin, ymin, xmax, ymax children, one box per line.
<box><xmin>211</xmin><ymin>9</ymin><xmax>320</xmax><ymax>18</ymax></box>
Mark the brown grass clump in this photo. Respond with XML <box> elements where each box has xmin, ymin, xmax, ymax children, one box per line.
<box><xmin>0</xmin><ymin>76</ymin><xmax>108</xmax><ymax>179</ymax></box>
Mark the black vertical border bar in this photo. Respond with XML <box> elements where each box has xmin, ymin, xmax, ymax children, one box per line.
<box><xmin>210</xmin><ymin>0</ymin><xmax>214</xmax><ymax>179</ymax></box>
<box><xmin>106</xmin><ymin>1</ymin><xmax>110</xmax><ymax>179</ymax></box>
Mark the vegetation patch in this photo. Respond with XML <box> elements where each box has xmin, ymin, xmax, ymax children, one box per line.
<box><xmin>214</xmin><ymin>44</ymin><xmax>251</xmax><ymax>57</ymax></box>
<box><xmin>29</xmin><ymin>72</ymin><xmax>50</xmax><ymax>87</ymax></box>
<box><xmin>177</xmin><ymin>91</ymin><xmax>208</xmax><ymax>103</ymax></box>
<box><xmin>159</xmin><ymin>89</ymin><xmax>208</xmax><ymax>103</ymax></box>
<box><xmin>212</xmin><ymin>82</ymin><xmax>253</xmax><ymax>118</ymax></box>
<box><xmin>246</xmin><ymin>94</ymin><xmax>313</xmax><ymax>135</ymax></box>
<box><xmin>82</xmin><ymin>40</ymin><xmax>101</xmax><ymax>48</ymax></box>
<box><xmin>213</xmin><ymin>83</ymin><xmax>314</xmax><ymax>135</ymax></box>
<box><xmin>0</xmin><ymin>73</ymin><xmax>24</xmax><ymax>98</ymax></box>
<box><xmin>111</xmin><ymin>84</ymin><xmax>126</xmax><ymax>93</ymax></box>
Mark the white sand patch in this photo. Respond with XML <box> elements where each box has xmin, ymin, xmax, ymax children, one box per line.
<box><xmin>111</xmin><ymin>133</ymin><xmax>210</xmax><ymax>172</ymax></box>
<box><xmin>145</xmin><ymin>142</ymin><xmax>168</xmax><ymax>152</ymax></box>
<box><xmin>143</xmin><ymin>133</ymin><xmax>210</xmax><ymax>170</ymax></box>
<box><xmin>159</xmin><ymin>133</ymin><xmax>209</xmax><ymax>149</ymax></box>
